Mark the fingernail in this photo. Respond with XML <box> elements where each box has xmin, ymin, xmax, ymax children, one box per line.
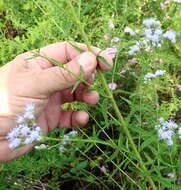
<box><xmin>77</xmin><ymin>52</ymin><xmax>93</xmax><ymax>68</ymax></box>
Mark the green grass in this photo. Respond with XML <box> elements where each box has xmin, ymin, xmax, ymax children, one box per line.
<box><xmin>0</xmin><ymin>0</ymin><xmax>181</xmax><ymax>189</ymax></box>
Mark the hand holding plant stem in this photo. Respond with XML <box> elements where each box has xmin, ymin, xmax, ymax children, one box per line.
<box><xmin>67</xmin><ymin>0</ymin><xmax>157</xmax><ymax>189</ymax></box>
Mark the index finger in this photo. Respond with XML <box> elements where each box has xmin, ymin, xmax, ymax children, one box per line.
<box><xmin>40</xmin><ymin>42</ymin><xmax>113</xmax><ymax>71</ymax></box>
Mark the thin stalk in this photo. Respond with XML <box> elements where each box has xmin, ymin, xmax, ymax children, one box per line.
<box><xmin>98</xmin><ymin>71</ymin><xmax>157</xmax><ymax>190</ymax></box>
<box><xmin>67</xmin><ymin>0</ymin><xmax>157</xmax><ymax>189</ymax></box>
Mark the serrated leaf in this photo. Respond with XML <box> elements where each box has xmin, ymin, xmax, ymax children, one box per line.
<box><xmin>97</xmin><ymin>55</ymin><xmax>112</xmax><ymax>68</ymax></box>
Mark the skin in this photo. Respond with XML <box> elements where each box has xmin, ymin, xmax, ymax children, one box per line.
<box><xmin>0</xmin><ymin>42</ymin><xmax>112</xmax><ymax>162</ymax></box>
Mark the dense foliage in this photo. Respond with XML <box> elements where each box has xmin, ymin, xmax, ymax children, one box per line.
<box><xmin>0</xmin><ymin>0</ymin><xmax>180</xmax><ymax>189</ymax></box>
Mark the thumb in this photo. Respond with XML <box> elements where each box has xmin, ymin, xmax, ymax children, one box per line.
<box><xmin>37</xmin><ymin>51</ymin><xmax>97</xmax><ymax>95</ymax></box>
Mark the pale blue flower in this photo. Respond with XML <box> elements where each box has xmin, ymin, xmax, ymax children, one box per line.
<box><xmin>68</xmin><ymin>130</ymin><xmax>78</xmax><ymax>136</ymax></box>
<box><xmin>143</xmin><ymin>18</ymin><xmax>160</xmax><ymax>27</ymax></box>
<box><xmin>128</xmin><ymin>45</ymin><xmax>140</xmax><ymax>55</ymax></box>
<box><xmin>35</xmin><ymin>144</ymin><xmax>47</xmax><ymax>150</ymax></box>
<box><xmin>155</xmin><ymin>118</ymin><xmax>179</xmax><ymax>146</ymax></box>
<box><xmin>155</xmin><ymin>70</ymin><xmax>166</xmax><ymax>76</ymax></box>
<box><xmin>163</xmin><ymin>30</ymin><xmax>176</xmax><ymax>43</ymax></box>
<box><xmin>9</xmin><ymin>138</ymin><xmax>21</xmax><ymax>149</ymax></box>
<box><xmin>6</xmin><ymin>104</ymin><xmax>43</xmax><ymax>149</ymax></box>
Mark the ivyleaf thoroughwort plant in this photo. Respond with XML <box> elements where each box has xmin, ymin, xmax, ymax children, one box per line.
<box><xmin>67</xmin><ymin>0</ymin><xmax>157</xmax><ymax>189</ymax></box>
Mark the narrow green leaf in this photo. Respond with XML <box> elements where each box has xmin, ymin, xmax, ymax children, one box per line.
<box><xmin>69</xmin><ymin>42</ymin><xmax>85</xmax><ymax>53</ymax></box>
<box><xmin>49</xmin><ymin>58</ymin><xmax>64</xmax><ymax>67</ymax></box>
<box><xmin>71</xmin><ymin>66</ymin><xmax>84</xmax><ymax>93</ymax></box>
<box><xmin>97</xmin><ymin>55</ymin><xmax>112</xmax><ymax>68</ymax></box>
<box><xmin>71</xmin><ymin>80</ymin><xmax>81</xmax><ymax>94</ymax></box>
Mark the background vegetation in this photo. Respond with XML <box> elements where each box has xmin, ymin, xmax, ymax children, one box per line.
<box><xmin>0</xmin><ymin>0</ymin><xmax>180</xmax><ymax>189</ymax></box>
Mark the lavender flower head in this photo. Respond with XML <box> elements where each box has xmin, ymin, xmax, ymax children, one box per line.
<box><xmin>59</xmin><ymin>130</ymin><xmax>78</xmax><ymax>152</ymax></box>
<box><xmin>108</xmin><ymin>83</ymin><xmax>117</xmax><ymax>90</ymax></box>
<box><xmin>108</xmin><ymin>19</ymin><xmax>115</xmax><ymax>29</ymax></box>
<box><xmin>111</xmin><ymin>37</ymin><xmax>120</xmax><ymax>43</ymax></box>
<box><xmin>124</xmin><ymin>26</ymin><xmax>139</xmax><ymax>36</ymax></box>
<box><xmin>35</xmin><ymin>144</ymin><xmax>47</xmax><ymax>150</ymax></box>
<box><xmin>163</xmin><ymin>30</ymin><xmax>176</xmax><ymax>43</ymax></box>
<box><xmin>6</xmin><ymin>104</ymin><xmax>42</xmax><ymax>149</ymax></box>
<box><xmin>143</xmin><ymin>18</ymin><xmax>161</xmax><ymax>27</ymax></box>
<box><xmin>128</xmin><ymin>45</ymin><xmax>140</xmax><ymax>55</ymax></box>
<box><xmin>144</xmin><ymin>70</ymin><xmax>166</xmax><ymax>83</ymax></box>
<box><xmin>155</xmin><ymin>117</ymin><xmax>179</xmax><ymax>146</ymax></box>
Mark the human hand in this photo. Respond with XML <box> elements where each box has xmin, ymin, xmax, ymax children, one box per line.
<box><xmin>0</xmin><ymin>42</ymin><xmax>112</xmax><ymax>162</ymax></box>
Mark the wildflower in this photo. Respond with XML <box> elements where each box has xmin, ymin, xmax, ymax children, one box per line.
<box><xmin>104</xmin><ymin>46</ymin><xmax>117</xmax><ymax>59</ymax></box>
<box><xmin>159</xmin><ymin>59</ymin><xmax>164</xmax><ymax>64</ymax></box>
<box><xmin>35</xmin><ymin>144</ymin><xmax>47</xmax><ymax>150</ymax></box>
<box><xmin>124</xmin><ymin>26</ymin><xmax>133</xmax><ymax>33</ymax></box>
<box><xmin>68</xmin><ymin>130</ymin><xmax>77</xmax><ymax>136</ymax></box>
<box><xmin>99</xmin><ymin>165</ymin><xmax>109</xmax><ymax>173</ymax></box>
<box><xmin>59</xmin><ymin>145</ymin><xmax>65</xmax><ymax>152</ymax></box>
<box><xmin>143</xmin><ymin>122</ymin><xmax>149</xmax><ymax>125</ymax></box>
<box><xmin>58</xmin><ymin>130</ymin><xmax>78</xmax><ymax>152</ymax></box>
<box><xmin>25</xmin><ymin>104</ymin><xmax>35</xmax><ymax>112</ymax></box>
<box><xmin>163</xmin><ymin>30</ymin><xmax>176</xmax><ymax>43</ymax></box>
<box><xmin>9</xmin><ymin>138</ymin><xmax>21</xmax><ymax>149</ymax></box>
<box><xmin>167</xmin><ymin>173</ymin><xmax>174</xmax><ymax>178</ymax></box>
<box><xmin>6</xmin><ymin>104</ymin><xmax>42</xmax><ymax>149</ymax></box>
<box><xmin>143</xmin><ymin>18</ymin><xmax>161</xmax><ymax>27</ymax></box>
<box><xmin>144</xmin><ymin>73</ymin><xmax>156</xmax><ymax>82</ymax></box>
<box><xmin>155</xmin><ymin>69</ymin><xmax>166</xmax><ymax>76</ymax></box>
<box><xmin>176</xmin><ymin>85</ymin><xmax>181</xmax><ymax>92</ymax></box>
<box><xmin>108</xmin><ymin>19</ymin><xmax>114</xmax><ymax>29</ymax></box>
<box><xmin>124</xmin><ymin>26</ymin><xmax>138</xmax><ymax>36</ymax></box>
<box><xmin>144</xmin><ymin>28</ymin><xmax>163</xmax><ymax>47</ymax></box>
<box><xmin>104</xmin><ymin>33</ymin><xmax>111</xmax><ymax>40</ymax></box>
<box><xmin>19</xmin><ymin>124</ymin><xmax>30</xmax><ymax>136</ymax></box>
<box><xmin>177</xmin><ymin>177</ymin><xmax>181</xmax><ymax>184</ymax></box>
<box><xmin>144</xmin><ymin>70</ymin><xmax>166</xmax><ymax>83</ymax></box>
<box><xmin>178</xmin><ymin>128</ymin><xmax>181</xmax><ymax>136</ymax></box>
<box><xmin>62</xmin><ymin>134</ymin><xmax>70</xmax><ymax>145</ymax></box>
<box><xmin>128</xmin><ymin>45</ymin><xmax>140</xmax><ymax>55</ymax></box>
<box><xmin>160</xmin><ymin>0</ymin><xmax>170</xmax><ymax>9</ymax></box>
<box><xmin>164</xmin><ymin>0</ymin><xmax>170</xmax><ymax>4</ymax></box>
<box><xmin>155</xmin><ymin>117</ymin><xmax>179</xmax><ymax>146</ymax></box>
<box><xmin>111</xmin><ymin>37</ymin><xmax>120</xmax><ymax>43</ymax></box>
<box><xmin>16</xmin><ymin>116</ymin><xmax>24</xmax><ymax>124</ymax></box>
<box><xmin>161</xmin><ymin>3</ymin><xmax>167</xmax><ymax>9</ymax></box>
<box><xmin>118</xmin><ymin>69</ymin><xmax>127</xmax><ymax>74</ymax></box>
<box><xmin>108</xmin><ymin>83</ymin><xmax>117</xmax><ymax>90</ymax></box>
<box><xmin>24</xmin><ymin>129</ymin><xmax>42</xmax><ymax>144</ymax></box>
<box><xmin>128</xmin><ymin>58</ymin><xmax>137</xmax><ymax>63</ymax></box>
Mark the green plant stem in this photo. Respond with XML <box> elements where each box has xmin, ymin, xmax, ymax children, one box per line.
<box><xmin>67</xmin><ymin>0</ymin><xmax>157</xmax><ymax>189</ymax></box>
<box><xmin>98</xmin><ymin>70</ymin><xmax>157</xmax><ymax>190</ymax></box>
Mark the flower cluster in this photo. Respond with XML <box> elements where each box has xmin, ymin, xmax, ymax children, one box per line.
<box><xmin>103</xmin><ymin>20</ymin><xmax>120</xmax><ymax>59</ymax></box>
<box><xmin>124</xmin><ymin>26</ymin><xmax>139</xmax><ymax>36</ymax></box>
<box><xmin>161</xmin><ymin>0</ymin><xmax>181</xmax><ymax>9</ymax></box>
<box><xmin>144</xmin><ymin>69</ymin><xmax>166</xmax><ymax>83</ymax></box>
<box><xmin>59</xmin><ymin>130</ymin><xmax>78</xmax><ymax>152</ymax></box>
<box><xmin>163</xmin><ymin>30</ymin><xmax>176</xmax><ymax>43</ymax></box>
<box><xmin>35</xmin><ymin>144</ymin><xmax>47</xmax><ymax>150</ymax></box>
<box><xmin>108</xmin><ymin>82</ymin><xmax>118</xmax><ymax>90</ymax></box>
<box><xmin>128</xmin><ymin>18</ymin><xmax>177</xmax><ymax>55</ymax></box>
<box><xmin>155</xmin><ymin>117</ymin><xmax>180</xmax><ymax>146</ymax></box>
<box><xmin>6</xmin><ymin>104</ymin><xmax>42</xmax><ymax>149</ymax></box>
